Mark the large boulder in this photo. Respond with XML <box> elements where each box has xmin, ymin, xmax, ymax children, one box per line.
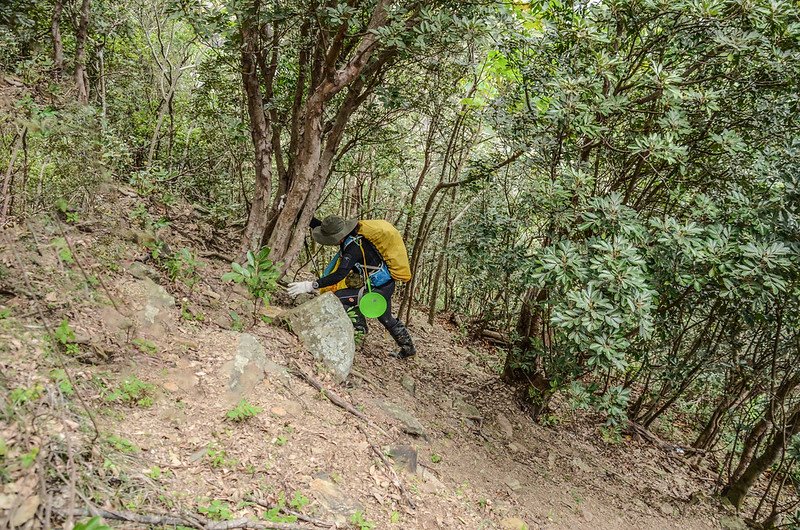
<box><xmin>281</xmin><ymin>293</ymin><xmax>355</xmax><ymax>382</ymax></box>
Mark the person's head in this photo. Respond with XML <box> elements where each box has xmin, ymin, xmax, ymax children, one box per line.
<box><xmin>311</xmin><ymin>215</ymin><xmax>358</xmax><ymax>246</ymax></box>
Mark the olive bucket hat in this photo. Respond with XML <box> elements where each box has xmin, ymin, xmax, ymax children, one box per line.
<box><xmin>312</xmin><ymin>215</ymin><xmax>358</xmax><ymax>246</ymax></box>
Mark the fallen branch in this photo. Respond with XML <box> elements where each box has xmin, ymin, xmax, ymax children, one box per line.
<box><xmin>478</xmin><ymin>329</ymin><xmax>509</xmax><ymax>346</ymax></box>
<box><xmin>200</xmin><ymin>250</ymin><xmax>235</xmax><ymax>262</ymax></box>
<box><xmin>627</xmin><ymin>421</ymin><xmax>706</xmax><ymax>456</ymax></box>
<box><xmin>357</xmin><ymin>425</ymin><xmax>416</xmax><ymax>510</ymax></box>
<box><xmin>62</xmin><ymin>508</ymin><xmax>318</xmax><ymax>530</ymax></box>
<box><xmin>291</xmin><ymin>361</ymin><xmax>387</xmax><ymax>436</ymax></box>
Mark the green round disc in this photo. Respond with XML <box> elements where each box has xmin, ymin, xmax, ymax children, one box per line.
<box><xmin>359</xmin><ymin>291</ymin><xmax>388</xmax><ymax>318</ymax></box>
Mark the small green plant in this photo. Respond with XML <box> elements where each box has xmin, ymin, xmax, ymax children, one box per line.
<box><xmin>146</xmin><ymin>466</ymin><xmax>162</xmax><ymax>480</ymax></box>
<box><xmin>51</xmin><ymin>237</ymin><xmax>75</xmax><ymax>264</ymax></box>
<box><xmin>350</xmin><ymin>510</ymin><xmax>376</xmax><ymax>530</ymax></box>
<box><xmin>73</xmin><ymin>516</ymin><xmax>112</xmax><ymax>530</ymax></box>
<box><xmin>49</xmin><ymin>368</ymin><xmax>75</xmax><ymax>396</ymax></box>
<box><xmin>539</xmin><ymin>413</ymin><xmax>560</xmax><ymax>427</ymax></box>
<box><xmin>180</xmin><ymin>303</ymin><xmax>205</xmax><ymax>322</ymax></box>
<box><xmin>226</xmin><ymin>399</ymin><xmax>262</xmax><ymax>422</ymax></box>
<box><xmin>229</xmin><ymin>310</ymin><xmax>244</xmax><ymax>331</ymax></box>
<box><xmin>20</xmin><ymin>446</ymin><xmax>39</xmax><ymax>468</ymax></box>
<box><xmin>600</xmin><ymin>425</ymin><xmax>622</xmax><ymax>444</ymax></box>
<box><xmin>55</xmin><ymin>198</ymin><xmax>80</xmax><ymax>224</ymax></box>
<box><xmin>105</xmin><ymin>376</ymin><xmax>155</xmax><ymax>408</ymax></box>
<box><xmin>390</xmin><ymin>510</ymin><xmax>401</xmax><ymax>523</ymax></box>
<box><xmin>130</xmin><ymin>203</ymin><xmax>149</xmax><ymax>228</ymax></box>
<box><xmin>289</xmin><ymin>491</ymin><xmax>310</xmax><ymax>511</ymax></box>
<box><xmin>9</xmin><ymin>384</ymin><xmax>44</xmax><ymax>406</ymax></box>
<box><xmin>206</xmin><ymin>446</ymin><xmax>237</xmax><ymax>469</ymax></box>
<box><xmin>106</xmin><ymin>435</ymin><xmax>139</xmax><ymax>453</ymax></box>
<box><xmin>53</xmin><ymin>319</ymin><xmax>80</xmax><ymax>355</ymax></box>
<box><xmin>260</xmin><ymin>492</ymin><xmax>299</xmax><ymax>523</ymax></box>
<box><xmin>197</xmin><ymin>499</ymin><xmax>233</xmax><ymax>521</ymax></box>
<box><xmin>0</xmin><ymin>439</ymin><xmax>7</xmax><ymax>482</ymax></box>
<box><xmin>354</xmin><ymin>329</ymin><xmax>365</xmax><ymax>345</ymax></box>
<box><xmin>130</xmin><ymin>203</ymin><xmax>170</xmax><ymax>231</ymax></box>
<box><xmin>0</xmin><ymin>307</ymin><xmax>11</xmax><ymax>319</ymax></box>
<box><xmin>166</xmin><ymin>248</ymin><xmax>200</xmax><ymax>287</ymax></box>
<box><xmin>131</xmin><ymin>338</ymin><xmax>158</xmax><ymax>355</ymax></box>
<box><xmin>274</xmin><ymin>435</ymin><xmax>288</xmax><ymax>446</ymax></box>
<box><xmin>430</xmin><ymin>453</ymin><xmax>442</xmax><ymax>463</ymax></box>
<box><xmin>222</xmin><ymin>247</ymin><xmax>280</xmax><ymax>319</ymax></box>
<box><xmin>144</xmin><ymin>239</ymin><xmax>165</xmax><ymax>260</ymax></box>
<box><xmin>346</xmin><ymin>308</ymin><xmax>366</xmax><ymax>344</ymax></box>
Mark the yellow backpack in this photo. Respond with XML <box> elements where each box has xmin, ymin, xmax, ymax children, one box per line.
<box><xmin>357</xmin><ymin>219</ymin><xmax>412</xmax><ymax>282</ymax></box>
<box><xmin>319</xmin><ymin>219</ymin><xmax>411</xmax><ymax>293</ymax></box>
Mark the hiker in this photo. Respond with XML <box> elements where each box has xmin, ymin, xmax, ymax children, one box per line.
<box><xmin>287</xmin><ymin>215</ymin><xmax>416</xmax><ymax>359</ymax></box>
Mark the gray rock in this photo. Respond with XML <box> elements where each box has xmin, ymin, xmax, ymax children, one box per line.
<box><xmin>719</xmin><ymin>515</ymin><xmax>748</xmax><ymax>530</ymax></box>
<box><xmin>504</xmin><ymin>477</ymin><xmax>523</xmax><ymax>493</ymax></box>
<box><xmin>401</xmin><ymin>375</ymin><xmax>416</xmax><ymax>396</ymax></box>
<box><xmin>227</xmin><ymin>333</ymin><xmax>268</xmax><ymax>397</ymax></box>
<box><xmin>309</xmin><ymin>475</ymin><xmax>362</xmax><ymax>525</ymax></box>
<box><xmin>416</xmin><ymin>466</ymin><xmax>446</xmax><ymax>494</ymax></box>
<box><xmin>453</xmin><ymin>396</ymin><xmax>482</xmax><ymax>421</ymax></box>
<box><xmin>387</xmin><ymin>445</ymin><xmax>418</xmax><ymax>473</ymax></box>
<box><xmin>496</xmin><ymin>412</ymin><xmax>514</xmax><ymax>439</ymax></box>
<box><xmin>500</xmin><ymin>517</ymin><xmax>529</xmax><ymax>530</ymax></box>
<box><xmin>572</xmin><ymin>457</ymin><xmax>592</xmax><ymax>473</ymax></box>
<box><xmin>377</xmin><ymin>400</ymin><xmax>426</xmax><ymax>437</ymax></box>
<box><xmin>141</xmin><ymin>278</ymin><xmax>175</xmax><ymax>325</ymax></box>
<box><xmin>264</xmin><ymin>358</ymin><xmax>291</xmax><ymax>384</ymax></box>
<box><xmin>127</xmin><ymin>261</ymin><xmax>158</xmax><ymax>280</ymax></box>
<box><xmin>280</xmin><ymin>293</ymin><xmax>355</xmax><ymax>382</ymax></box>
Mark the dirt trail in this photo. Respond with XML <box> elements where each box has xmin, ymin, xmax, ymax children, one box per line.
<box><xmin>0</xmin><ymin>188</ymin><xmax>726</xmax><ymax>529</ymax></box>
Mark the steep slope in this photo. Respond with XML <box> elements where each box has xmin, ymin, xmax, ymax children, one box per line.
<box><xmin>0</xmin><ymin>187</ymin><xmax>732</xmax><ymax>529</ymax></box>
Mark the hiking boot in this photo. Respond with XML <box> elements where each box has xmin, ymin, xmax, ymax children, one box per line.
<box><xmin>388</xmin><ymin>320</ymin><xmax>416</xmax><ymax>359</ymax></box>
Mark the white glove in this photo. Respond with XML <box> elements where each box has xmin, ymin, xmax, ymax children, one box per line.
<box><xmin>287</xmin><ymin>281</ymin><xmax>315</xmax><ymax>297</ymax></box>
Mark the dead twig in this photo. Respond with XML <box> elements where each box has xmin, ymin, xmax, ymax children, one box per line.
<box><xmin>62</xmin><ymin>508</ymin><xmax>320</xmax><ymax>530</ymax></box>
<box><xmin>290</xmin><ymin>361</ymin><xmax>387</xmax><ymax>436</ymax></box>
<box><xmin>357</xmin><ymin>425</ymin><xmax>417</xmax><ymax>510</ymax></box>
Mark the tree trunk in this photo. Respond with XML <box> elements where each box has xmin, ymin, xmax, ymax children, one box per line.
<box><xmin>98</xmin><ymin>45</ymin><xmax>107</xmax><ymax>127</ymax></box>
<box><xmin>265</xmin><ymin>101</ymin><xmax>325</xmax><ymax>268</ymax></box>
<box><xmin>503</xmin><ymin>286</ymin><xmax>547</xmax><ymax>382</ymax></box>
<box><xmin>246</xmin><ymin>0</ymin><xmax>391</xmax><ymax>270</ymax></box>
<box><xmin>1</xmin><ymin>128</ymin><xmax>25</xmax><ymax>224</ymax></box>
<box><xmin>239</xmin><ymin>19</ymin><xmax>273</xmax><ymax>253</ymax></box>
<box><xmin>724</xmin><ymin>408</ymin><xmax>800</xmax><ymax>508</ymax></box>
<box><xmin>400</xmin><ymin>113</ymin><xmax>438</xmax><ymax>239</ymax></box>
<box><xmin>75</xmin><ymin>0</ymin><xmax>91</xmax><ymax>104</ymax></box>
<box><xmin>693</xmin><ymin>380</ymin><xmax>751</xmax><ymax>451</ymax></box>
<box><xmin>51</xmin><ymin>0</ymin><xmax>64</xmax><ymax>77</ymax></box>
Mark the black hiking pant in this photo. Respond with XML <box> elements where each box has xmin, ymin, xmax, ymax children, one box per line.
<box><xmin>334</xmin><ymin>279</ymin><xmax>398</xmax><ymax>331</ymax></box>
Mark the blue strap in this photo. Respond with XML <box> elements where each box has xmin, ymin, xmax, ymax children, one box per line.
<box><xmin>323</xmin><ymin>251</ymin><xmax>341</xmax><ymax>276</ymax></box>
